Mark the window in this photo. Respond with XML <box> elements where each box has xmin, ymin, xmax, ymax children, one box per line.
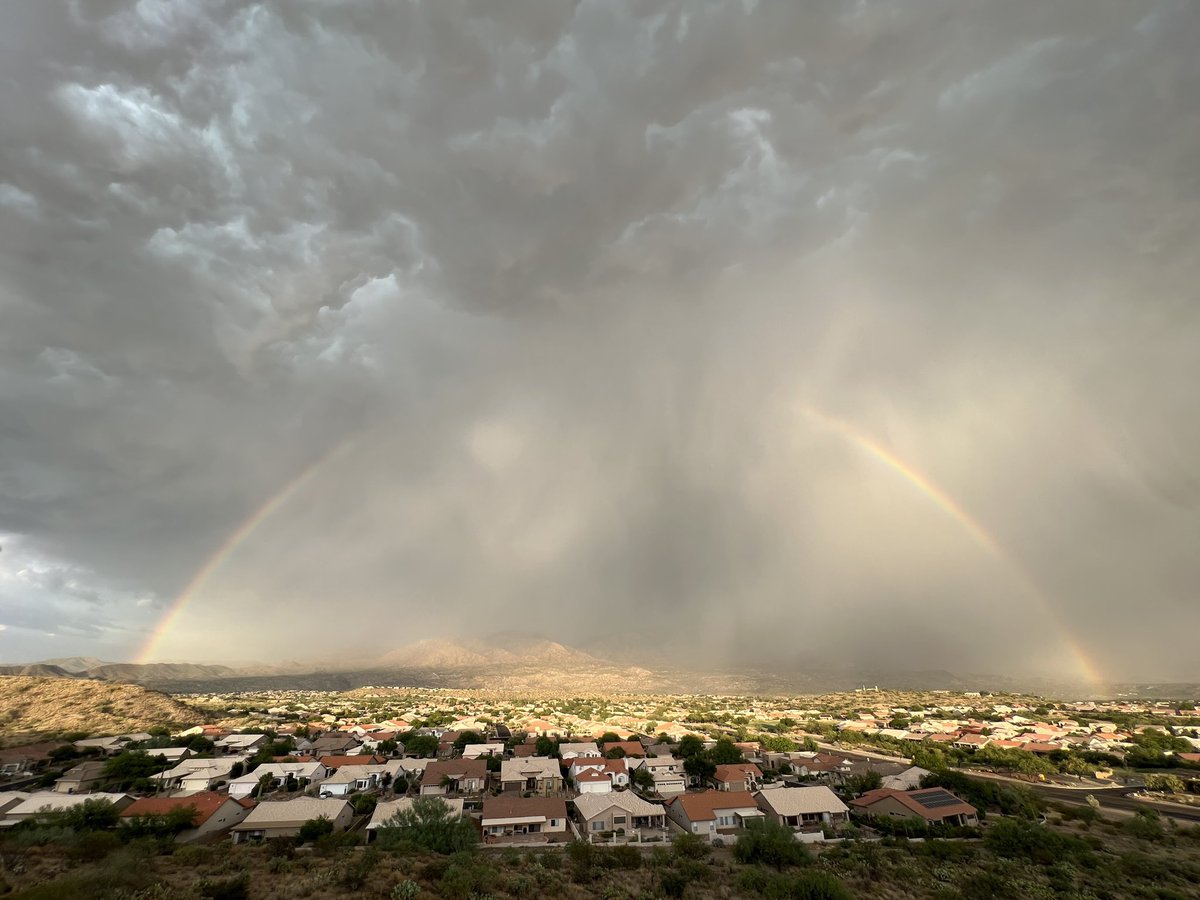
<box><xmin>592</xmin><ymin>820</ymin><xmax>605</xmax><ymax>831</ymax></box>
<box><xmin>613</xmin><ymin>815</ymin><xmax>626</xmax><ymax>825</ymax></box>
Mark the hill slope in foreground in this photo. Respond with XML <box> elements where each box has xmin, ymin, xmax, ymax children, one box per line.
<box><xmin>0</xmin><ymin>676</ymin><xmax>203</xmax><ymax>742</ymax></box>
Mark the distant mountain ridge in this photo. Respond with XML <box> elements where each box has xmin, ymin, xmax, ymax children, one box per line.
<box><xmin>378</xmin><ymin>635</ymin><xmax>610</xmax><ymax>670</ymax></box>
<box><xmin>8</xmin><ymin>637</ymin><xmax>1195</xmax><ymax>698</ymax></box>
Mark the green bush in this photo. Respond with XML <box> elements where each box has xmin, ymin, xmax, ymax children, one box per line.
<box><xmin>376</xmin><ymin>796</ymin><xmax>477</xmax><ymax>854</ymax></box>
<box><xmin>198</xmin><ymin>873</ymin><xmax>250</xmax><ymax>900</ymax></box>
<box><xmin>734</xmin><ymin>820</ymin><xmax>811</xmax><ymax>869</ymax></box>
<box><xmin>297</xmin><ymin>815</ymin><xmax>335</xmax><ymax>844</ymax></box>
<box><xmin>671</xmin><ymin>831</ymin><xmax>710</xmax><ymax>860</ymax></box>
<box><xmin>761</xmin><ymin>870</ymin><xmax>854</xmax><ymax>900</ymax></box>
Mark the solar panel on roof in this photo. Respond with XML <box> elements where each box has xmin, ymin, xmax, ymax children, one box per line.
<box><xmin>913</xmin><ymin>790</ymin><xmax>962</xmax><ymax>809</ymax></box>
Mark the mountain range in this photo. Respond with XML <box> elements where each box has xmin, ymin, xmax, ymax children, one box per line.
<box><xmin>3</xmin><ymin>637</ymin><xmax>1196</xmax><ymax>699</ymax></box>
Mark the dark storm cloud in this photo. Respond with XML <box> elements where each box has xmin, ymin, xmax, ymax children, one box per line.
<box><xmin>1</xmin><ymin>0</ymin><xmax>1198</xmax><ymax>680</ymax></box>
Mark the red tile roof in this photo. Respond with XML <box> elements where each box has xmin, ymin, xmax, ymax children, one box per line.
<box><xmin>120</xmin><ymin>792</ymin><xmax>251</xmax><ymax>825</ymax></box>
<box><xmin>670</xmin><ymin>790</ymin><xmax>759</xmax><ymax>822</ymax></box>
<box><xmin>320</xmin><ymin>755</ymin><xmax>385</xmax><ymax>769</ymax></box>
<box><xmin>601</xmin><ymin>742</ymin><xmax>645</xmax><ymax>758</ymax></box>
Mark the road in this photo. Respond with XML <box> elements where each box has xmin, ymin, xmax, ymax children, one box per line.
<box><xmin>962</xmin><ymin>771</ymin><xmax>1200</xmax><ymax>824</ymax></box>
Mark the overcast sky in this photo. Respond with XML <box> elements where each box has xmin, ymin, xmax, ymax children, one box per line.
<box><xmin>2</xmin><ymin>1</ymin><xmax>1198</xmax><ymax>682</ymax></box>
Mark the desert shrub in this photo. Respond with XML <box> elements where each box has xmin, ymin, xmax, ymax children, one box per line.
<box><xmin>734</xmin><ymin>820</ymin><xmax>811</xmax><ymax>869</ymax></box>
<box><xmin>983</xmin><ymin>818</ymin><xmax>1089</xmax><ymax>865</ymax></box>
<box><xmin>197</xmin><ymin>873</ymin><xmax>250</xmax><ymax>900</ymax></box>
<box><xmin>376</xmin><ymin>796</ymin><xmax>477</xmax><ymax>854</ymax></box>
<box><xmin>391</xmin><ymin>881</ymin><xmax>421</xmax><ymax>900</ymax></box>
<box><xmin>1124</xmin><ymin>808</ymin><xmax>1164</xmax><ymax>841</ymax></box>
<box><xmin>607</xmin><ymin>843</ymin><xmax>642</xmax><ymax>869</ymax></box>
<box><xmin>297</xmin><ymin>815</ymin><xmax>334</xmax><ymax>843</ymax></box>
<box><xmin>567</xmin><ymin>839</ymin><xmax>599</xmax><ymax>882</ymax></box>
<box><xmin>332</xmin><ymin>846</ymin><xmax>380</xmax><ymax>888</ymax></box>
<box><xmin>438</xmin><ymin>851</ymin><xmax>491</xmax><ymax>900</ymax></box>
<box><xmin>761</xmin><ymin>870</ymin><xmax>854</xmax><ymax>900</ymax></box>
<box><xmin>659</xmin><ymin>869</ymin><xmax>691</xmax><ymax>898</ymax></box>
<box><xmin>66</xmin><ymin>830</ymin><xmax>123</xmax><ymax>862</ymax></box>
<box><xmin>737</xmin><ymin>866</ymin><xmax>773</xmax><ymax>893</ymax></box>
<box><xmin>671</xmin><ymin>831</ymin><xmax>710</xmax><ymax>860</ymax></box>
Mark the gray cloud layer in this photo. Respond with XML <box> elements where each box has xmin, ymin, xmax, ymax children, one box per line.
<box><xmin>2</xmin><ymin>0</ymin><xmax>1198</xmax><ymax>681</ymax></box>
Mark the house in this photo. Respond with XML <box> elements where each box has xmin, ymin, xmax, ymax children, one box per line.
<box><xmin>145</xmin><ymin>747</ymin><xmax>193</xmax><ymax>765</ymax></box>
<box><xmin>320</xmin><ymin>754</ymin><xmax>387</xmax><ymax>771</ymax></box>
<box><xmin>0</xmin><ymin>793</ymin><xmax>31</xmax><ymax>818</ymax></box>
<box><xmin>664</xmin><ymin>790</ymin><xmax>764</xmax><ymax>842</ymax></box>
<box><xmin>231</xmin><ymin>798</ymin><xmax>354</xmax><ymax>843</ymax></box>
<box><xmin>461</xmin><ymin>743</ymin><xmax>505</xmax><ymax>759</ymax></box>
<box><xmin>318</xmin><ymin>765</ymin><xmax>387</xmax><ymax>797</ymax></box>
<box><xmin>55</xmin><ymin>761</ymin><xmax>108</xmax><ymax>794</ymax></box>
<box><xmin>227</xmin><ymin>761</ymin><xmax>330</xmax><ymax>799</ymax></box>
<box><xmin>311</xmin><ymin>734</ymin><xmax>363</xmax><ymax>758</ymax></box>
<box><xmin>2</xmin><ymin>793</ymin><xmax>134</xmax><ymax>826</ymax></box>
<box><xmin>631</xmin><ymin>756</ymin><xmax>685</xmax><ymax>776</ymax></box>
<box><xmin>711</xmin><ymin>763</ymin><xmax>763</xmax><ymax>792</ymax></box>
<box><xmin>0</xmin><ymin>743</ymin><xmax>61</xmax><ymax>777</ymax></box>
<box><xmin>880</xmin><ymin>766</ymin><xmax>931</xmax><ymax>792</ymax></box>
<box><xmin>215</xmin><ymin>734</ymin><xmax>269</xmax><ymax>755</ymax></box>
<box><xmin>572</xmin><ymin>792</ymin><xmax>668</xmax><ymax>839</ymax></box>
<box><xmin>120</xmin><ymin>793</ymin><xmax>253</xmax><ymax>843</ymax></box>
<box><xmin>366</xmin><ymin>797</ymin><xmax>465</xmax><ymax>838</ymax></box>
<box><xmin>558</xmin><ymin>742</ymin><xmax>601</xmax><ymax>759</ymax></box>
<box><xmin>755</xmin><ymin>786</ymin><xmax>849</xmax><ymax>831</ymax></box>
<box><xmin>73</xmin><ymin>735</ymin><xmax>151</xmax><ymax>757</ymax></box>
<box><xmin>500</xmin><ymin>758</ymin><xmax>563</xmax><ymax>794</ymax></box>
<box><xmin>420</xmin><ymin>759</ymin><xmax>488</xmax><ymax>796</ymax></box>
<box><xmin>651</xmin><ymin>770</ymin><xmax>688</xmax><ymax>795</ymax></box>
<box><xmin>568</xmin><ymin>758</ymin><xmax>629</xmax><ymax>793</ymax></box>
<box><xmin>850</xmin><ymin>788</ymin><xmax>978</xmax><ymax>827</ymax></box>
<box><xmin>601</xmin><ymin>741</ymin><xmax>645</xmax><ymax>758</ymax></box>
<box><xmin>156</xmin><ymin>756</ymin><xmax>248</xmax><ymax>793</ymax></box>
<box><xmin>954</xmin><ymin>734</ymin><xmax>991</xmax><ymax>752</ymax></box>
<box><xmin>480</xmin><ymin>795</ymin><xmax>569</xmax><ymax>844</ymax></box>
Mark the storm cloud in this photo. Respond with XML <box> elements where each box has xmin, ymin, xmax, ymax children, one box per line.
<box><xmin>2</xmin><ymin>0</ymin><xmax>1198</xmax><ymax>681</ymax></box>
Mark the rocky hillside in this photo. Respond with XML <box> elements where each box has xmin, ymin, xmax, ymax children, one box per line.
<box><xmin>0</xmin><ymin>676</ymin><xmax>204</xmax><ymax>742</ymax></box>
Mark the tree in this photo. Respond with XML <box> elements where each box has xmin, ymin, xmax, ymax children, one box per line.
<box><xmin>1145</xmin><ymin>773</ymin><xmax>1186</xmax><ymax>794</ymax></box>
<box><xmin>186</xmin><ymin>736</ymin><xmax>216</xmax><ymax>754</ymax></box>
<box><xmin>801</xmin><ymin>737</ymin><xmax>819</xmax><ymax>752</ymax></box>
<box><xmin>377</xmin><ymin>796</ymin><xmax>477</xmax><ymax>854</ymax></box>
<box><xmin>298</xmin><ymin>816</ymin><xmax>335</xmax><ymax>843</ymax></box>
<box><xmin>400</xmin><ymin>733</ymin><xmax>438</xmax><ymax>758</ymax></box>
<box><xmin>229</xmin><ymin>761</ymin><xmax>245</xmax><ymax>779</ymax></box>
<box><xmin>684</xmin><ymin>755</ymin><xmax>716</xmax><ymax>783</ymax></box>
<box><xmin>733</xmin><ymin>819</ymin><xmax>811</xmax><ymax>869</ymax></box>
<box><xmin>846</xmin><ymin>771</ymin><xmax>882</xmax><ymax>796</ymax></box>
<box><xmin>632</xmin><ymin>767</ymin><xmax>655</xmax><ymax>791</ymax></box>
<box><xmin>709</xmin><ymin>738</ymin><xmax>743</xmax><ymax>765</ymax></box>
<box><xmin>599</xmin><ymin>732</ymin><xmax>621</xmax><ymax>743</ymax></box>
<box><xmin>535</xmin><ymin>736</ymin><xmax>557</xmax><ymax>757</ymax></box>
<box><xmin>253</xmin><ymin>772</ymin><xmax>275</xmax><ymax>799</ymax></box>
<box><xmin>605</xmin><ymin>747</ymin><xmax>626</xmax><ymax>759</ymax></box>
<box><xmin>122</xmin><ymin>805</ymin><xmax>199</xmax><ymax>839</ymax></box>
<box><xmin>376</xmin><ymin>739</ymin><xmax>399</xmax><ymax>756</ymax></box>
<box><xmin>55</xmin><ymin>798</ymin><xmax>120</xmax><ymax>832</ymax></box>
<box><xmin>759</xmin><ymin>734</ymin><xmax>797</xmax><ymax>753</ymax></box>
<box><xmin>677</xmin><ymin>735</ymin><xmax>705</xmax><ymax>758</ymax></box>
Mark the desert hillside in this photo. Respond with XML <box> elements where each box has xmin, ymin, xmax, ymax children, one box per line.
<box><xmin>0</xmin><ymin>676</ymin><xmax>204</xmax><ymax>743</ymax></box>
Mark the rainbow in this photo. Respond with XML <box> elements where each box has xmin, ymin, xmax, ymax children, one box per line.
<box><xmin>134</xmin><ymin>438</ymin><xmax>356</xmax><ymax>664</ymax></box>
<box><xmin>797</xmin><ymin>404</ymin><xmax>1105</xmax><ymax>689</ymax></box>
